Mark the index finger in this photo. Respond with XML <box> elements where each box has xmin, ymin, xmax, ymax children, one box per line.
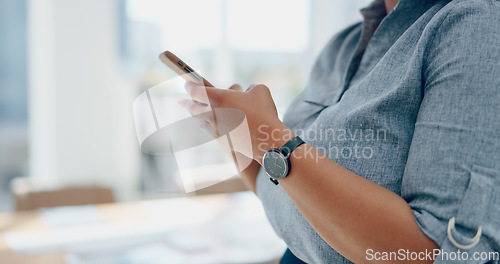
<box><xmin>185</xmin><ymin>82</ymin><xmax>210</xmax><ymax>105</ymax></box>
<box><xmin>185</xmin><ymin>82</ymin><xmax>243</xmax><ymax>108</ymax></box>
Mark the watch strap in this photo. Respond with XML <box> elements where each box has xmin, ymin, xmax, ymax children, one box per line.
<box><xmin>268</xmin><ymin>136</ymin><xmax>305</xmax><ymax>185</ymax></box>
<box><xmin>270</xmin><ymin>178</ymin><xmax>280</xmax><ymax>185</ymax></box>
<box><xmin>280</xmin><ymin>136</ymin><xmax>305</xmax><ymax>157</ymax></box>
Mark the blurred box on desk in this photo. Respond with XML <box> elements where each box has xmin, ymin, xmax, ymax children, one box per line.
<box><xmin>11</xmin><ymin>178</ymin><xmax>115</xmax><ymax>211</ymax></box>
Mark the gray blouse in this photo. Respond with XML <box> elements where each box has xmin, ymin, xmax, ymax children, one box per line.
<box><xmin>255</xmin><ymin>0</ymin><xmax>500</xmax><ymax>263</ymax></box>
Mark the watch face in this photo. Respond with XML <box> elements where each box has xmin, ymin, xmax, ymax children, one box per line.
<box><xmin>263</xmin><ymin>150</ymin><xmax>289</xmax><ymax>180</ymax></box>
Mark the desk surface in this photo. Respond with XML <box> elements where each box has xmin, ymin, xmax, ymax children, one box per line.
<box><xmin>0</xmin><ymin>193</ymin><xmax>284</xmax><ymax>264</ymax></box>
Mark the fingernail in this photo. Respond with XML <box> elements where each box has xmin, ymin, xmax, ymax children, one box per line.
<box><xmin>199</xmin><ymin>121</ymin><xmax>209</xmax><ymax>129</ymax></box>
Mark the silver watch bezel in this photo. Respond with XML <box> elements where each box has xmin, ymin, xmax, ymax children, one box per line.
<box><xmin>262</xmin><ymin>149</ymin><xmax>290</xmax><ymax>180</ymax></box>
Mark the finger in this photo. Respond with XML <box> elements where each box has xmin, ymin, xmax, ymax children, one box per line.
<box><xmin>178</xmin><ymin>99</ymin><xmax>213</xmax><ymax>119</ymax></box>
<box><xmin>199</xmin><ymin>121</ymin><xmax>217</xmax><ymax>137</ymax></box>
<box><xmin>187</xmin><ymin>85</ymin><xmax>243</xmax><ymax>108</ymax></box>
<box><xmin>228</xmin><ymin>84</ymin><xmax>242</xmax><ymax>91</ymax></box>
<box><xmin>184</xmin><ymin>82</ymin><xmax>210</xmax><ymax>105</ymax></box>
<box><xmin>246</xmin><ymin>84</ymin><xmax>258</xmax><ymax>92</ymax></box>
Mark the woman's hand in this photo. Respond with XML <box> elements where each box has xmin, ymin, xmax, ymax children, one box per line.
<box><xmin>179</xmin><ymin>82</ymin><xmax>290</xmax><ymax>162</ymax></box>
<box><xmin>179</xmin><ymin>82</ymin><xmax>439</xmax><ymax>264</ymax></box>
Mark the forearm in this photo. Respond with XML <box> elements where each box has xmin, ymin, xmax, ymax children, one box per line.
<box><xmin>234</xmin><ymin>151</ymin><xmax>261</xmax><ymax>194</ymax></box>
<box><xmin>260</xmin><ymin>123</ymin><xmax>438</xmax><ymax>263</ymax></box>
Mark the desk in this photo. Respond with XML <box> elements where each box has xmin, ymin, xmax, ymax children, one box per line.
<box><xmin>0</xmin><ymin>192</ymin><xmax>285</xmax><ymax>264</ymax></box>
<box><xmin>0</xmin><ymin>210</ymin><xmax>65</xmax><ymax>264</ymax></box>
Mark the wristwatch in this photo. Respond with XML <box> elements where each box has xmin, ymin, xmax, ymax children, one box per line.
<box><xmin>262</xmin><ymin>136</ymin><xmax>305</xmax><ymax>185</ymax></box>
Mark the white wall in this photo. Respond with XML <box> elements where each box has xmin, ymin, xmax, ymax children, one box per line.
<box><xmin>308</xmin><ymin>0</ymin><xmax>368</xmax><ymax>68</ymax></box>
<box><xmin>28</xmin><ymin>0</ymin><xmax>140</xmax><ymax>200</ymax></box>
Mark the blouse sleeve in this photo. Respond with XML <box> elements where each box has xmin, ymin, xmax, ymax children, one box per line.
<box><xmin>400</xmin><ymin>1</ymin><xmax>500</xmax><ymax>262</ymax></box>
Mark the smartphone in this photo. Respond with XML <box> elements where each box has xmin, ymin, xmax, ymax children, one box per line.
<box><xmin>159</xmin><ymin>50</ymin><xmax>242</xmax><ymax>172</ymax></box>
<box><xmin>159</xmin><ymin>51</ymin><xmax>214</xmax><ymax>88</ymax></box>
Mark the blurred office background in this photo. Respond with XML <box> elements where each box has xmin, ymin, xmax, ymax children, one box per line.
<box><xmin>0</xmin><ymin>0</ymin><xmax>370</xmax><ymax>209</ymax></box>
<box><xmin>1</xmin><ymin>0</ymin><xmax>371</xmax><ymax>263</ymax></box>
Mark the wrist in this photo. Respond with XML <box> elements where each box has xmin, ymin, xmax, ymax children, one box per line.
<box><xmin>254</xmin><ymin>120</ymin><xmax>296</xmax><ymax>163</ymax></box>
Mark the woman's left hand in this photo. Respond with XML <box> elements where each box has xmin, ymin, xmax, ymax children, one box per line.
<box><xmin>179</xmin><ymin>82</ymin><xmax>290</xmax><ymax>162</ymax></box>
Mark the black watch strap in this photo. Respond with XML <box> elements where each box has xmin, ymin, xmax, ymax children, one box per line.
<box><xmin>268</xmin><ymin>136</ymin><xmax>305</xmax><ymax>185</ymax></box>
<box><xmin>280</xmin><ymin>136</ymin><xmax>305</xmax><ymax>157</ymax></box>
